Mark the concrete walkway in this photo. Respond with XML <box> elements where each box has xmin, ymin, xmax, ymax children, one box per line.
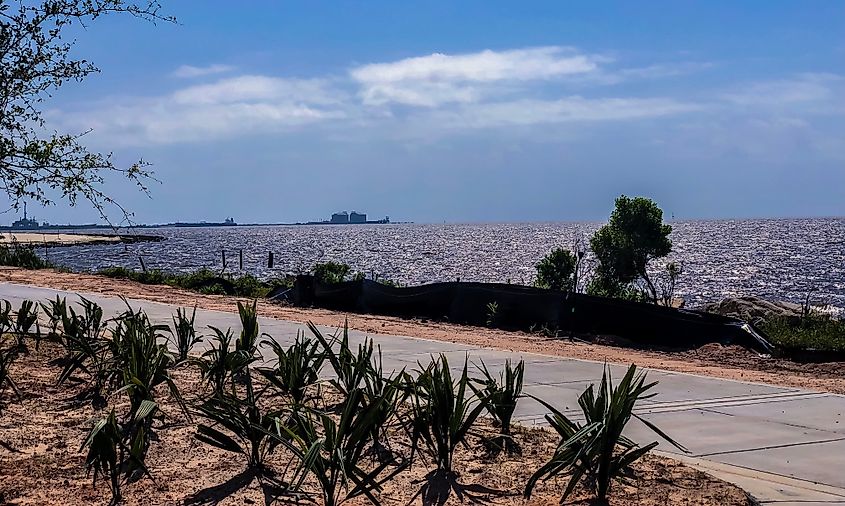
<box><xmin>2</xmin><ymin>282</ymin><xmax>844</xmax><ymax>505</ymax></box>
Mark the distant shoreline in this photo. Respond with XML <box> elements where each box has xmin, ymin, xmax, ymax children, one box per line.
<box><xmin>0</xmin><ymin>231</ymin><xmax>164</xmax><ymax>247</ymax></box>
<box><xmin>0</xmin><ymin>220</ymin><xmax>410</xmax><ymax>231</ymax></box>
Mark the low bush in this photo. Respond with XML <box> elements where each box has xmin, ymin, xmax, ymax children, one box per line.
<box><xmin>311</xmin><ymin>261</ymin><xmax>365</xmax><ymax>284</ymax></box>
<box><xmin>409</xmin><ymin>354</ymin><xmax>486</xmax><ymax>478</ymax></box>
<box><xmin>96</xmin><ymin>266</ymin><xmax>290</xmax><ymax>299</ymax></box>
<box><xmin>534</xmin><ymin>247</ymin><xmax>577</xmax><ymax>292</ymax></box>
<box><xmin>761</xmin><ymin>313</ymin><xmax>845</xmax><ymax>353</ymax></box>
<box><xmin>0</xmin><ymin>243</ymin><xmax>50</xmax><ymax>269</ymax></box>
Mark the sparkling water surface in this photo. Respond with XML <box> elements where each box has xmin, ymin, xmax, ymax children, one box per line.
<box><xmin>44</xmin><ymin>218</ymin><xmax>845</xmax><ymax>313</ymax></box>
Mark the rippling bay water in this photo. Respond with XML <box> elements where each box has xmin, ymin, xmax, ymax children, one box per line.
<box><xmin>45</xmin><ymin>218</ymin><xmax>845</xmax><ymax>312</ymax></box>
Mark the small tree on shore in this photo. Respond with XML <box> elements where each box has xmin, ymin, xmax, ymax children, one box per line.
<box><xmin>588</xmin><ymin>196</ymin><xmax>672</xmax><ymax>303</ymax></box>
<box><xmin>534</xmin><ymin>248</ymin><xmax>577</xmax><ymax>292</ymax></box>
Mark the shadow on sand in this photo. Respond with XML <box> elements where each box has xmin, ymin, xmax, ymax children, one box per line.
<box><xmin>411</xmin><ymin>470</ymin><xmax>507</xmax><ymax>506</ymax></box>
<box><xmin>184</xmin><ymin>468</ymin><xmax>303</xmax><ymax>506</ymax></box>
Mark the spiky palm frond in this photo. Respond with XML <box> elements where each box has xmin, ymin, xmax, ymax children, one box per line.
<box><xmin>282</xmin><ymin>388</ymin><xmax>408</xmax><ymax>506</ymax></box>
<box><xmin>169</xmin><ymin>306</ymin><xmax>201</xmax><ymax>363</ymax></box>
<box><xmin>194</xmin><ymin>326</ymin><xmax>255</xmax><ymax>397</ymax></box>
<box><xmin>524</xmin><ymin>364</ymin><xmax>687</xmax><ymax>502</ymax></box>
<box><xmin>471</xmin><ymin>358</ymin><xmax>524</xmax><ymax>453</ymax></box>
<box><xmin>257</xmin><ymin>331</ymin><xmax>324</xmax><ymax>405</ymax></box>
<box><xmin>409</xmin><ymin>354</ymin><xmax>487</xmax><ymax>474</ymax></box>
<box><xmin>310</xmin><ymin>321</ymin><xmax>374</xmax><ymax>398</ymax></box>
<box><xmin>194</xmin><ymin>378</ymin><xmax>289</xmax><ymax>473</ymax></box>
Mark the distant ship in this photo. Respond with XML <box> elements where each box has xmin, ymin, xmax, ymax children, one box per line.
<box><xmin>171</xmin><ymin>217</ymin><xmax>237</xmax><ymax>228</ymax></box>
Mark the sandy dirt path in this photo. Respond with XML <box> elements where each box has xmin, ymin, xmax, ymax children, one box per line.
<box><xmin>2</xmin><ymin>267</ymin><xmax>843</xmax><ymax>394</ymax></box>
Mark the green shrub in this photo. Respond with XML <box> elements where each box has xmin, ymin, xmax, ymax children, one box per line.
<box><xmin>310</xmin><ymin>321</ymin><xmax>373</xmax><ymax>398</ymax></box>
<box><xmin>589</xmin><ymin>195</ymin><xmax>672</xmax><ymax>303</ymax></box>
<box><xmin>312</xmin><ymin>261</ymin><xmax>358</xmax><ymax>284</ymax></box>
<box><xmin>194</xmin><ymin>377</ymin><xmax>289</xmax><ymax>475</ymax></box>
<box><xmin>194</xmin><ymin>327</ymin><xmax>256</xmax><ymax>398</ymax></box>
<box><xmin>169</xmin><ymin>307</ymin><xmax>201</xmax><ymax>363</ymax></box>
<box><xmin>283</xmin><ymin>387</ymin><xmax>408</xmax><ymax>506</ymax></box>
<box><xmin>525</xmin><ymin>364</ymin><xmax>686</xmax><ymax>503</ymax></box>
<box><xmin>232</xmin><ymin>274</ymin><xmax>270</xmax><ymax>298</ymax></box>
<box><xmin>534</xmin><ymin>248</ymin><xmax>577</xmax><ymax>292</ymax></box>
<box><xmin>257</xmin><ymin>332</ymin><xmax>324</xmax><ymax>404</ymax></box>
<box><xmin>761</xmin><ymin>313</ymin><xmax>845</xmax><ymax>353</ymax></box>
<box><xmin>0</xmin><ymin>345</ymin><xmax>20</xmax><ymax>407</ymax></box>
<box><xmin>97</xmin><ymin>266</ymin><xmax>278</xmax><ymax>298</ymax></box>
<box><xmin>409</xmin><ymin>354</ymin><xmax>486</xmax><ymax>478</ymax></box>
<box><xmin>0</xmin><ymin>243</ymin><xmax>50</xmax><ymax>269</ymax></box>
<box><xmin>471</xmin><ymin>359</ymin><xmax>524</xmax><ymax>453</ymax></box>
<box><xmin>82</xmin><ymin>407</ymin><xmax>155</xmax><ymax>506</ymax></box>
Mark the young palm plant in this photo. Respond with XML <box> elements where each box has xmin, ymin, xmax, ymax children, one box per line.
<box><xmin>194</xmin><ymin>376</ymin><xmax>290</xmax><ymax>476</ymax></box>
<box><xmin>524</xmin><ymin>364</ymin><xmax>688</xmax><ymax>503</ymax></box>
<box><xmin>112</xmin><ymin>308</ymin><xmax>186</xmax><ymax>422</ymax></box>
<box><xmin>56</xmin><ymin>299</ymin><xmax>114</xmax><ymax>402</ymax></box>
<box><xmin>361</xmin><ymin>346</ymin><xmax>407</xmax><ymax>459</ymax></box>
<box><xmin>471</xmin><ymin>358</ymin><xmax>525</xmax><ymax>454</ymax></box>
<box><xmin>257</xmin><ymin>332</ymin><xmax>324</xmax><ymax>405</ymax></box>
<box><xmin>283</xmin><ymin>388</ymin><xmax>408</xmax><ymax>506</ymax></box>
<box><xmin>310</xmin><ymin>321</ymin><xmax>374</xmax><ymax>399</ymax></box>
<box><xmin>409</xmin><ymin>354</ymin><xmax>487</xmax><ymax>480</ymax></box>
<box><xmin>0</xmin><ymin>345</ymin><xmax>20</xmax><ymax>409</ymax></box>
<box><xmin>82</xmin><ymin>404</ymin><xmax>156</xmax><ymax>506</ymax></box>
<box><xmin>39</xmin><ymin>295</ymin><xmax>67</xmax><ymax>338</ymax></box>
<box><xmin>13</xmin><ymin>299</ymin><xmax>39</xmax><ymax>352</ymax></box>
<box><xmin>236</xmin><ymin>300</ymin><xmax>260</xmax><ymax>354</ymax></box>
<box><xmin>169</xmin><ymin>306</ymin><xmax>201</xmax><ymax>364</ymax></box>
<box><xmin>194</xmin><ymin>326</ymin><xmax>255</xmax><ymax>397</ymax></box>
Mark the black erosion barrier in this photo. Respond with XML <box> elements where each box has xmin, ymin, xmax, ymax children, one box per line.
<box><xmin>290</xmin><ymin>276</ymin><xmax>774</xmax><ymax>354</ymax></box>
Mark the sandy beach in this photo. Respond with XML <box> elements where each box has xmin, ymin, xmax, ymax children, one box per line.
<box><xmin>0</xmin><ymin>232</ymin><xmax>120</xmax><ymax>246</ymax></box>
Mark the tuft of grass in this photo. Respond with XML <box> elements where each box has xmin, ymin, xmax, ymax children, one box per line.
<box><xmin>761</xmin><ymin>313</ymin><xmax>845</xmax><ymax>353</ymax></box>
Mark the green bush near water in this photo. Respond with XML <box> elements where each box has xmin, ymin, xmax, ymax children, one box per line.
<box><xmin>0</xmin><ymin>243</ymin><xmax>51</xmax><ymax>270</ymax></box>
<box><xmin>97</xmin><ymin>266</ymin><xmax>292</xmax><ymax>299</ymax></box>
<box><xmin>759</xmin><ymin>313</ymin><xmax>845</xmax><ymax>353</ymax></box>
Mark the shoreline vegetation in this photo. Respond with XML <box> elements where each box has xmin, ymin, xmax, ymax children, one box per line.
<box><xmin>0</xmin><ymin>297</ymin><xmax>752</xmax><ymax>505</ymax></box>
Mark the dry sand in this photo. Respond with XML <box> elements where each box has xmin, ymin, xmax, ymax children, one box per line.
<box><xmin>2</xmin><ymin>267</ymin><xmax>844</xmax><ymax>394</ymax></box>
<box><xmin>0</xmin><ymin>341</ymin><xmax>753</xmax><ymax>505</ymax></box>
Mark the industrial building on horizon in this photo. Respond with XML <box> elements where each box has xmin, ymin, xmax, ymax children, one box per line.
<box><xmin>327</xmin><ymin>211</ymin><xmax>389</xmax><ymax>225</ymax></box>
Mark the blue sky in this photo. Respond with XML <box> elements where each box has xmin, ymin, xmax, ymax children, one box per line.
<box><xmin>29</xmin><ymin>1</ymin><xmax>845</xmax><ymax>224</ymax></box>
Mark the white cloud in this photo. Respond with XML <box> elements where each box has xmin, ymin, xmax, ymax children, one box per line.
<box><xmin>172</xmin><ymin>75</ymin><xmax>343</xmax><ymax>105</ymax></box>
<box><xmin>424</xmin><ymin>96</ymin><xmax>701</xmax><ymax>129</ymax></box>
<box><xmin>722</xmin><ymin>73</ymin><xmax>844</xmax><ymax>108</ymax></box>
<box><xmin>171</xmin><ymin>64</ymin><xmax>235</xmax><ymax>79</ymax></box>
<box><xmin>55</xmin><ymin>75</ymin><xmax>347</xmax><ymax>145</ymax></box>
<box><xmin>351</xmin><ymin>46</ymin><xmax>603</xmax><ymax>106</ymax></box>
<box><xmin>54</xmin><ymin>48</ymin><xmax>842</xmax><ymax>149</ymax></box>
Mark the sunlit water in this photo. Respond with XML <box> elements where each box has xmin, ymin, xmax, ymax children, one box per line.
<box><xmin>43</xmin><ymin>218</ymin><xmax>845</xmax><ymax>313</ymax></box>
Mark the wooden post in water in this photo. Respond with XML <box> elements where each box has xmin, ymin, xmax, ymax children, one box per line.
<box><xmin>239</xmin><ymin>249</ymin><xmax>243</xmax><ymax>270</ymax></box>
<box><xmin>268</xmin><ymin>251</ymin><xmax>274</xmax><ymax>268</ymax></box>
<box><xmin>221</xmin><ymin>249</ymin><xmax>227</xmax><ymax>270</ymax></box>
<box><xmin>139</xmin><ymin>255</ymin><xmax>147</xmax><ymax>272</ymax></box>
